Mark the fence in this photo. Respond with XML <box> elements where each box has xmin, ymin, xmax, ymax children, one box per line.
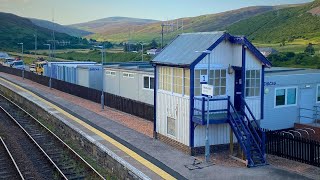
<box><xmin>265</xmin><ymin>129</ymin><xmax>320</xmax><ymax>167</ymax></box>
<box><xmin>0</xmin><ymin>66</ymin><xmax>154</xmax><ymax>121</ymax></box>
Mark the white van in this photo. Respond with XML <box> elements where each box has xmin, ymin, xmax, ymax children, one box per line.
<box><xmin>3</xmin><ymin>57</ymin><xmax>15</xmax><ymax>66</ymax></box>
<box><xmin>10</xmin><ymin>60</ymin><xmax>25</xmax><ymax>70</ymax></box>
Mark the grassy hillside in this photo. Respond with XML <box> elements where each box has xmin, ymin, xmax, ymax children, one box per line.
<box><xmin>54</xmin><ymin>50</ymin><xmax>151</xmax><ymax>62</ymax></box>
<box><xmin>30</xmin><ymin>18</ymin><xmax>92</xmax><ymax>37</ymax></box>
<box><xmin>69</xmin><ymin>17</ymin><xmax>159</xmax><ymax>33</ymax></box>
<box><xmin>227</xmin><ymin>1</ymin><xmax>320</xmax><ymax>45</ymax></box>
<box><xmin>83</xmin><ymin>6</ymin><xmax>281</xmax><ymax>43</ymax></box>
<box><xmin>0</xmin><ymin>12</ymin><xmax>85</xmax><ymax>51</ymax></box>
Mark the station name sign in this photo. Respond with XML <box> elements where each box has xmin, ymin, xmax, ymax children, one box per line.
<box><xmin>202</xmin><ymin>84</ymin><xmax>214</xmax><ymax>97</ymax></box>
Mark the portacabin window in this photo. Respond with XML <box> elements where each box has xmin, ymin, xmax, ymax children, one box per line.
<box><xmin>106</xmin><ymin>70</ymin><xmax>116</xmax><ymax>76</ymax></box>
<box><xmin>245</xmin><ymin>70</ymin><xmax>260</xmax><ymax>97</ymax></box>
<box><xmin>317</xmin><ymin>85</ymin><xmax>320</xmax><ymax>102</ymax></box>
<box><xmin>123</xmin><ymin>72</ymin><xmax>134</xmax><ymax>78</ymax></box>
<box><xmin>143</xmin><ymin>76</ymin><xmax>154</xmax><ymax>90</ymax></box>
<box><xmin>275</xmin><ymin>87</ymin><xmax>297</xmax><ymax>107</ymax></box>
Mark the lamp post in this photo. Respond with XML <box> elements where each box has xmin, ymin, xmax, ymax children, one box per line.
<box><xmin>95</xmin><ymin>45</ymin><xmax>106</xmax><ymax>110</ymax></box>
<box><xmin>44</xmin><ymin>44</ymin><xmax>52</xmax><ymax>89</ymax></box>
<box><xmin>196</xmin><ymin>50</ymin><xmax>212</xmax><ymax>163</ymax></box>
<box><xmin>17</xmin><ymin>43</ymin><xmax>24</xmax><ymax>79</ymax></box>
<box><xmin>34</xmin><ymin>33</ymin><xmax>37</xmax><ymax>55</ymax></box>
<box><xmin>140</xmin><ymin>42</ymin><xmax>144</xmax><ymax>61</ymax></box>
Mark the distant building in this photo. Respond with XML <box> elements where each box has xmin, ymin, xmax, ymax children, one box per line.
<box><xmin>258</xmin><ymin>47</ymin><xmax>278</xmax><ymax>57</ymax></box>
<box><xmin>146</xmin><ymin>49</ymin><xmax>160</xmax><ymax>55</ymax></box>
<box><xmin>262</xmin><ymin>67</ymin><xmax>320</xmax><ymax>130</ymax></box>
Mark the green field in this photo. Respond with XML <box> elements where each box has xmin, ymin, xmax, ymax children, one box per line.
<box><xmin>53</xmin><ymin>50</ymin><xmax>151</xmax><ymax>63</ymax></box>
<box><xmin>254</xmin><ymin>39</ymin><xmax>320</xmax><ymax>55</ymax></box>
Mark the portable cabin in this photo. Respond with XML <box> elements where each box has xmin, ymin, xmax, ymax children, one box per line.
<box><xmin>261</xmin><ymin>67</ymin><xmax>320</xmax><ymax>130</ymax></box>
<box><xmin>103</xmin><ymin>63</ymin><xmax>154</xmax><ymax>105</ymax></box>
<box><xmin>151</xmin><ymin>32</ymin><xmax>272</xmax><ymax>167</ymax></box>
<box><xmin>44</xmin><ymin>61</ymin><xmax>97</xmax><ymax>82</ymax></box>
<box><xmin>77</xmin><ymin>65</ymin><xmax>102</xmax><ymax>90</ymax></box>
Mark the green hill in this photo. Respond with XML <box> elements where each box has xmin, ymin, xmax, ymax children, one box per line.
<box><xmin>0</xmin><ymin>12</ymin><xmax>84</xmax><ymax>51</ymax></box>
<box><xmin>30</xmin><ymin>18</ymin><xmax>92</xmax><ymax>37</ymax></box>
<box><xmin>83</xmin><ymin>6</ymin><xmax>281</xmax><ymax>43</ymax></box>
<box><xmin>226</xmin><ymin>1</ymin><xmax>320</xmax><ymax>44</ymax></box>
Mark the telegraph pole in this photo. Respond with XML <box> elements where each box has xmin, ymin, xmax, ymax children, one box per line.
<box><xmin>161</xmin><ymin>23</ymin><xmax>174</xmax><ymax>50</ymax></box>
<box><xmin>34</xmin><ymin>31</ymin><xmax>37</xmax><ymax>55</ymax></box>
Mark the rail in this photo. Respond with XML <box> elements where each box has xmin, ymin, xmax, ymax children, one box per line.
<box><xmin>298</xmin><ymin>106</ymin><xmax>320</xmax><ymax>124</ymax></box>
<box><xmin>0</xmin><ymin>94</ymin><xmax>105</xmax><ymax>179</ymax></box>
<box><xmin>0</xmin><ymin>106</ymin><xmax>68</xmax><ymax>180</ymax></box>
<box><xmin>0</xmin><ymin>137</ymin><xmax>25</xmax><ymax>180</ymax></box>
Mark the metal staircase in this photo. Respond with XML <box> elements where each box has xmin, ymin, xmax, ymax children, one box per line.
<box><xmin>227</xmin><ymin>97</ymin><xmax>266</xmax><ymax>167</ymax></box>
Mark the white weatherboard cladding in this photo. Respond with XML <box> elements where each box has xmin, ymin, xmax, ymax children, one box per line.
<box><xmin>232</xmin><ymin>45</ymin><xmax>242</xmax><ymax>67</ymax></box>
<box><xmin>194</xmin><ymin>124</ymin><xmax>237</xmax><ymax>147</ymax></box>
<box><xmin>245</xmin><ymin>50</ymin><xmax>262</xmax><ymax>120</ymax></box>
<box><xmin>194</xmin><ymin>41</ymin><xmax>235</xmax><ymax>116</ymax></box>
<box><xmin>77</xmin><ymin>68</ymin><xmax>89</xmax><ymax>87</ymax></box>
<box><xmin>156</xmin><ymin>92</ymin><xmax>190</xmax><ymax>146</ymax></box>
<box><xmin>196</xmin><ymin>41</ymin><xmax>234</xmax><ymax>67</ymax></box>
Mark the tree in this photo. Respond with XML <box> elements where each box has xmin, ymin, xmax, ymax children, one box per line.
<box><xmin>304</xmin><ymin>43</ymin><xmax>315</xmax><ymax>55</ymax></box>
<box><xmin>149</xmin><ymin>39</ymin><xmax>158</xmax><ymax>49</ymax></box>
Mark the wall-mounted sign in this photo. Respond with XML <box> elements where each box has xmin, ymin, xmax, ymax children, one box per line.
<box><xmin>264</xmin><ymin>82</ymin><xmax>276</xmax><ymax>86</ymax></box>
<box><xmin>202</xmin><ymin>84</ymin><xmax>214</xmax><ymax>97</ymax></box>
<box><xmin>200</xmin><ymin>75</ymin><xmax>208</xmax><ymax>84</ymax></box>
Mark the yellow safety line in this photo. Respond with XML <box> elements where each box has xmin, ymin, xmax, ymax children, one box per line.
<box><xmin>0</xmin><ymin>77</ymin><xmax>176</xmax><ymax>180</ymax></box>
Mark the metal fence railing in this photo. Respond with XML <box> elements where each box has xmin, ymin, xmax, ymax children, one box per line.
<box><xmin>0</xmin><ymin>66</ymin><xmax>154</xmax><ymax>121</ymax></box>
<box><xmin>298</xmin><ymin>106</ymin><xmax>320</xmax><ymax>124</ymax></box>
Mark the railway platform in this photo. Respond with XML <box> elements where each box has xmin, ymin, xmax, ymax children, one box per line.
<box><xmin>0</xmin><ymin>72</ymin><xmax>311</xmax><ymax>180</ymax></box>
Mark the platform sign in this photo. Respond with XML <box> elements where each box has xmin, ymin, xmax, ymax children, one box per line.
<box><xmin>200</xmin><ymin>75</ymin><xmax>208</xmax><ymax>84</ymax></box>
<box><xmin>202</xmin><ymin>84</ymin><xmax>214</xmax><ymax>97</ymax></box>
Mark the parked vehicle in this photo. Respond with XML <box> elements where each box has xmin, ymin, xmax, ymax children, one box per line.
<box><xmin>10</xmin><ymin>60</ymin><xmax>24</xmax><ymax>70</ymax></box>
<box><xmin>35</xmin><ymin>61</ymin><xmax>47</xmax><ymax>75</ymax></box>
<box><xmin>2</xmin><ymin>57</ymin><xmax>15</xmax><ymax>66</ymax></box>
<box><xmin>29</xmin><ymin>64</ymin><xmax>36</xmax><ymax>72</ymax></box>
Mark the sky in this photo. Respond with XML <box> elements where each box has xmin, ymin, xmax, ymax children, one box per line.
<box><xmin>0</xmin><ymin>0</ymin><xmax>313</xmax><ymax>25</ymax></box>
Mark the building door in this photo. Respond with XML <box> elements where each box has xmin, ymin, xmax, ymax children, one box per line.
<box><xmin>299</xmin><ymin>88</ymin><xmax>315</xmax><ymax>124</ymax></box>
<box><xmin>234</xmin><ymin>68</ymin><xmax>242</xmax><ymax>111</ymax></box>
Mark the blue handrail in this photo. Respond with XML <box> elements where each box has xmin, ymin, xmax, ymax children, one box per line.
<box><xmin>240</xmin><ymin>97</ymin><xmax>264</xmax><ymax>156</ymax></box>
<box><xmin>194</xmin><ymin>96</ymin><xmax>228</xmax><ymax>101</ymax></box>
<box><xmin>241</xmin><ymin>97</ymin><xmax>262</xmax><ymax>131</ymax></box>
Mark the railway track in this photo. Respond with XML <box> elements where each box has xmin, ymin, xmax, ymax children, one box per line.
<box><xmin>0</xmin><ymin>94</ymin><xmax>105</xmax><ymax>180</ymax></box>
<box><xmin>0</xmin><ymin>137</ymin><xmax>24</xmax><ymax>180</ymax></box>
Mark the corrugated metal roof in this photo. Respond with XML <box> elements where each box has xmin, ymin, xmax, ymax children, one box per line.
<box><xmin>152</xmin><ymin>31</ymin><xmax>225</xmax><ymax>66</ymax></box>
<box><xmin>265</xmin><ymin>67</ymin><xmax>320</xmax><ymax>76</ymax></box>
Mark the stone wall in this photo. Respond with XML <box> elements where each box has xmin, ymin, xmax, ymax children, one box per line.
<box><xmin>0</xmin><ymin>84</ymin><xmax>141</xmax><ymax>179</ymax></box>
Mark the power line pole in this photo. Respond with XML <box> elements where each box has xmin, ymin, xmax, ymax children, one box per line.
<box><xmin>34</xmin><ymin>31</ymin><xmax>37</xmax><ymax>55</ymax></box>
<box><xmin>161</xmin><ymin>23</ymin><xmax>173</xmax><ymax>50</ymax></box>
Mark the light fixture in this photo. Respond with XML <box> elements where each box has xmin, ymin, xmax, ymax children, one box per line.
<box><xmin>264</xmin><ymin>88</ymin><xmax>269</xmax><ymax>94</ymax></box>
<box><xmin>228</xmin><ymin>64</ymin><xmax>234</xmax><ymax>74</ymax></box>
